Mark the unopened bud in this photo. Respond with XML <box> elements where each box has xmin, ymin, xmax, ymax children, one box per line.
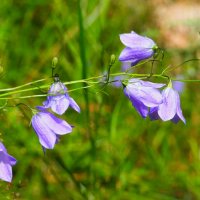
<box><xmin>110</xmin><ymin>54</ymin><xmax>116</xmax><ymax>65</ymax></box>
<box><xmin>52</xmin><ymin>57</ymin><xmax>58</xmax><ymax>69</ymax></box>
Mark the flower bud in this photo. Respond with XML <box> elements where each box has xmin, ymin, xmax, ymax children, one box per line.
<box><xmin>110</xmin><ymin>54</ymin><xmax>116</xmax><ymax>65</ymax></box>
<box><xmin>52</xmin><ymin>57</ymin><xmax>58</xmax><ymax>69</ymax></box>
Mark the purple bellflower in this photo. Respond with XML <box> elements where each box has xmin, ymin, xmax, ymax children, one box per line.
<box><xmin>43</xmin><ymin>80</ymin><xmax>80</xmax><ymax>115</ymax></box>
<box><xmin>31</xmin><ymin>106</ymin><xmax>72</xmax><ymax>149</ymax></box>
<box><xmin>119</xmin><ymin>31</ymin><xmax>157</xmax><ymax>66</ymax></box>
<box><xmin>0</xmin><ymin>142</ymin><xmax>17</xmax><ymax>182</ymax></box>
<box><xmin>149</xmin><ymin>85</ymin><xmax>186</xmax><ymax>123</ymax></box>
<box><xmin>124</xmin><ymin>79</ymin><xmax>165</xmax><ymax>118</ymax></box>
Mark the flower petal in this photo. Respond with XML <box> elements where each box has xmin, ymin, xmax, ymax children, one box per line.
<box><xmin>120</xmin><ymin>32</ymin><xmax>155</xmax><ymax>49</ymax></box>
<box><xmin>140</xmin><ymin>80</ymin><xmax>165</xmax><ymax>88</ymax></box>
<box><xmin>0</xmin><ymin>158</ymin><xmax>12</xmax><ymax>182</ymax></box>
<box><xmin>69</xmin><ymin>97</ymin><xmax>80</xmax><ymax>113</ymax></box>
<box><xmin>124</xmin><ymin>87</ymin><xmax>148</xmax><ymax>118</ymax></box>
<box><xmin>0</xmin><ymin>143</ymin><xmax>17</xmax><ymax>166</ymax></box>
<box><xmin>119</xmin><ymin>47</ymin><xmax>154</xmax><ymax>62</ymax></box>
<box><xmin>174</xmin><ymin>91</ymin><xmax>186</xmax><ymax>124</ymax></box>
<box><xmin>43</xmin><ymin>99</ymin><xmax>51</xmax><ymax>108</ymax></box>
<box><xmin>0</xmin><ymin>143</ymin><xmax>7</xmax><ymax>152</ymax></box>
<box><xmin>149</xmin><ymin>107</ymin><xmax>159</xmax><ymax>121</ymax></box>
<box><xmin>49</xmin><ymin>82</ymin><xmax>67</xmax><ymax>94</ymax></box>
<box><xmin>6</xmin><ymin>155</ymin><xmax>17</xmax><ymax>166</ymax></box>
<box><xmin>32</xmin><ymin>115</ymin><xmax>57</xmax><ymax>149</ymax></box>
<box><xmin>171</xmin><ymin>114</ymin><xmax>180</xmax><ymax>124</ymax></box>
<box><xmin>51</xmin><ymin>97</ymin><xmax>70</xmax><ymax>115</ymax></box>
<box><xmin>158</xmin><ymin>88</ymin><xmax>177</xmax><ymax>121</ymax></box>
<box><xmin>126</xmin><ymin>84</ymin><xmax>162</xmax><ymax>107</ymax></box>
<box><xmin>131</xmin><ymin>98</ymin><xmax>149</xmax><ymax>118</ymax></box>
<box><xmin>138</xmin><ymin>87</ymin><xmax>163</xmax><ymax>107</ymax></box>
<box><xmin>39</xmin><ymin>112</ymin><xmax>72</xmax><ymax>135</ymax></box>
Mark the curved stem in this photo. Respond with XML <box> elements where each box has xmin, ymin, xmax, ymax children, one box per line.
<box><xmin>161</xmin><ymin>58</ymin><xmax>200</xmax><ymax>74</ymax></box>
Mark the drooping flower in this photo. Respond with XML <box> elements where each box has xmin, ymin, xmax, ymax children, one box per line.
<box><xmin>0</xmin><ymin>142</ymin><xmax>17</xmax><ymax>182</ymax></box>
<box><xmin>119</xmin><ymin>31</ymin><xmax>157</xmax><ymax>66</ymax></box>
<box><xmin>149</xmin><ymin>86</ymin><xmax>186</xmax><ymax>123</ymax></box>
<box><xmin>43</xmin><ymin>80</ymin><xmax>80</xmax><ymax>115</ymax></box>
<box><xmin>31</xmin><ymin>106</ymin><xmax>72</xmax><ymax>149</ymax></box>
<box><xmin>124</xmin><ymin>79</ymin><xmax>165</xmax><ymax>118</ymax></box>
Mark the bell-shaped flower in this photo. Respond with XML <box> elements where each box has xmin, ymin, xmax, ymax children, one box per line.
<box><xmin>149</xmin><ymin>86</ymin><xmax>186</xmax><ymax>123</ymax></box>
<box><xmin>31</xmin><ymin>106</ymin><xmax>72</xmax><ymax>149</ymax></box>
<box><xmin>119</xmin><ymin>31</ymin><xmax>157</xmax><ymax>66</ymax></box>
<box><xmin>43</xmin><ymin>81</ymin><xmax>80</xmax><ymax>115</ymax></box>
<box><xmin>124</xmin><ymin>79</ymin><xmax>165</xmax><ymax>118</ymax></box>
<box><xmin>0</xmin><ymin>142</ymin><xmax>17</xmax><ymax>182</ymax></box>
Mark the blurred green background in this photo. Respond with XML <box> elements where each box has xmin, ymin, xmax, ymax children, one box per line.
<box><xmin>0</xmin><ymin>0</ymin><xmax>200</xmax><ymax>199</ymax></box>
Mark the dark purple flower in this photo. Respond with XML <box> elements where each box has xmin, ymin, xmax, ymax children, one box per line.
<box><xmin>149</xmin><ymin>87</ymin><xmax>186</xmax><ymax>123</ymax></box>
<box><xmin>119</xmin><ymin>31</ymin><xmax>157</xmax><ymax>66</ymax></box>
<box><xmin>31</xmin><ymin>107</ymin><xmax>72</xmax><ymax>149</ymax></box>
<box><xmin>124</xmin><ymin>79</ymin><xmax>165</xmax><ymax>118</ymax></box>
<box><xmin>43</xmin><ymin>81</ymin><xmax>80</xmax><ymax>115</ymax></box>
<box><xmin>0</xmin><ymin>142</ymin><xmax>17</xmax><ymax>182</ymax></box>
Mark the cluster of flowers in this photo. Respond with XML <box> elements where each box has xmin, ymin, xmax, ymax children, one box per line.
<box><xmin>32</xmin><ymin>77</ymin><xmax>80</xmax><ymax>150</ymax></box>
<box><xmin>119</xmin><ymin>31</ymin><xmax>185</xmax><ymax>123</ymax></box>
<box><xmin>0</xmin><ymin>76</ymin><xmax>80</xmax><ymax>182</ymax></box>
<box><xmin>124</xmin><ymin>79</ymin><xmax>185</xmax><ymax>123</ymax></box>
<box><xmin>0</xmin><ymin>31</ymin><xmax>185</xmax><ymax>183</ymax></box>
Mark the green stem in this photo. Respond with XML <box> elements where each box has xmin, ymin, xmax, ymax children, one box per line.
<box><xmin>171</xmin><ymin>79</ymin><xmax>200</xmax><ymax>82</ymax></box>
<box><xmin>0</xmin><ymin>79</ymin><xmax>97</xmax><ymax>98</ymax></box>
<box><xmin>0</xmin><ymin>72</ymin><xmax>159</xmax><ymax>97</ymax></box>
<box><xmin>161</xmin><ymin>58</ymin><xmax>200</xmax><ymax>74</ymax></box>
<box><xmin>0</xmin><ymin>78</ymin><xmax>48</xmax><ymax>92</ymax></box>
<box><xmin>0</xmin><ymin>73</ymin><xmax>199</xmax><ymax>100</ymax></box>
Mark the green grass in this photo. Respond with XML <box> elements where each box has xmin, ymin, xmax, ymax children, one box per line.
<box><xmin>0</xmin><ymin>0</ymin><xmax>200</xmax><ymax>199</ymax></box>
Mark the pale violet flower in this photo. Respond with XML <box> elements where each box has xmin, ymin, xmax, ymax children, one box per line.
<box><xmin>149</xmin><ymin>86</ymin><xmax>186</xmax><ymax>123</ymax></box>
<box><xmin>31</xmin><ymin>106</ymin><xmax>72</xmax><ymax>149</ymax></box>
<box><xmin>0</xmin><ymin>142</ymin><xmax>17</xmax><ymax>182</ymax></box>
<box><xmin>43</xmin><ymin>81</ymin><xmax>80</xmax><ymax>115</ymax></box>
<box><xmin>119</xmin><ymin>31</ymin><xmax>157</xmax><ymax>66</ymax></box>
<box><xmin>124</xmin><ymin>79</ymin><xmax>165</xmax><ymax>118</ymax></box>
<box><xmin>172</xmin><ymin>81</ymin><xmax>184</xmax><ymax>93</ymax></box>
<box><xmin>172</xmin><ymin>75</ymin><xmax>185</xmax><ymax>93</ymax></box>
